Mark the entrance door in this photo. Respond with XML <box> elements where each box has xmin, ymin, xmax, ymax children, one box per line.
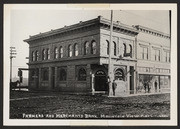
<box><xmin>94</xmin><ymin>70</ymin><xmax>107</xmax><ymax>91</ymax></box>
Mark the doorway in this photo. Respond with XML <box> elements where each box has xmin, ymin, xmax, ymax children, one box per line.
<box><xmin>94</xmin><ymin>70</ymin><xmax>108</xmax><ymax>91</ymax></box>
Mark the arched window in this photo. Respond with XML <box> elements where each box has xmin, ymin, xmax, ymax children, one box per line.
<box><xmin>54</xmin><ymin>47</ymin><xmax>58</xmax><ymax>59</ymax></box>
<box><xmin>129</xmin><ymin>44</ymin><xmax>132</xmax><ymax>57</ymax></box>
<box><xmin>74</xmin><ymin>43</ymin><xmax>78</xmax><ymax>56</ymax></box>
<box><xmin>42</xmin><ymin>49</ymin><xmax>46</xmax><ymax>60</ymax></box>
<box><xmin>68</xmin><ymin>45</ymin><xmax>72</xmax><ymax>57</ymax></box>
<box><xmin>84</xmin><ymin>42</ymin><xmax>89</xmax><ymax>55</ymax></box>
<box><xmin>78</xmin><ymin>68</ymin><xmax>86</xmax><ymax>81</ymax></box>
<box><xmin>106</xmin><ymin>40</ymin><xmax>109</xmax><ymax>55</ymax></box>
<box><xmin>91</xmin><ymin>40</ymin><xmax>96</xmax><ymax>54</ymax></box>
<box><xmin>47</xmin><ymin>48</ymin><xmax>50</xmax><ymax>60</ymax></box>
<box><xmin>59</xmin><ymin>46</ymin><xmax>63</xmax><ymax>58</ymax></box>
<box><xmin>59</xmin><ymin>68</ymin><xmax>66</xmax><ymax>81</ymax></box>
<box><xmin>32</xmin><ymin>51</ymin><xmax>35</xmax><ymax>61</ymax></box>
<box><xmin>114</xmin><ymin>68</ymin><xmax>124</xmax><ymax>81</ymax></box>
<box><xmin>113</xmin><ymin>42</ymin><xmax>116</xmax><ymax>56</ymax></box>
<box><xmin>123</xmin><ymin>43</ymin><xmax>126</xmax><ymax>56</ymax></box>
<box><xmin>35</xmin><ymin>51</ymin><xmax>39</xmax><ymax>61</ymax></box>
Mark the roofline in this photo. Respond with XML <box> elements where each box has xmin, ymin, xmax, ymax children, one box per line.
<box><xmin>133</xmin><ymin>25</ymin><xmax>170</xmax><ymax>38</ymax></box>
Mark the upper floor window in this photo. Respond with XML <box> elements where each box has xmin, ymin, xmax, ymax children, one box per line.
<box><xmin>153</xmin><ymin>49</ymin><xmax>160</xmax><ymax>61</ymax></box>
<box><xmin>54</xmin><ymin>47</ymin><xmax>58</xmax><ymax>59</ymax></box>
<box><xmin>91</xmin><ymin>40</ymin><xmax>96</xmax><ymax>54</ymax></box>
<box><xmin>42</xmin><ymin>49</ymin><xmax>46</xmax><ymax>60</ymax></box>
<box><xmin>35</xmin><ymin>51</ymin><xmax>39</xmax><ymax>61</ymax></box>
<box><xmin>78</xmin><ymin>68</ymin><xmax>86</xmax><ymax>81</ymax></box>
<box><xmin>47</xmin><ymin>48</ymin><xmax>50</xmax><ymax>60</ymax></box>
<box><xmin>123</xmin><ymin>43</ymin><xmax>126</xmax><ymax>56</ymax></box>
<box><xmin>165</xmin><ymin>51</ymin><xmax>170</xmax><ymax>62</ymax></box>
<box><xmin>68</xmin><ymin>45</ymin><xmax>72</xmax><ymax>57</ymax></box>
<box><xmin>129</xmin><ymin>44</ymin><xmax>132</xmax><ymax>58</ymax></box>
<box><xmin>106</xmin><ymin>40</ymin><xmax>109</xmax><ymax>55</ymax></box>
<box><xmin>140</xmin><ymin>47</ymin><xmax>148</xmax><ymax>60</ymax></box>
<box><xmin>32</xmin><ymin>51</ymin><xmax>35</xmax><ymax>61</ymax></box>
<box><xmin>113</xmin><ymin>42</ymin><xmax>116</xmax><ymax>56</ymax></box>
<box><xmin>74</xmin><ymin>43</ymin><xmax>78</xmax><ymax>56</ymax></box>
<box><xmin>59</xmin><ymin>68</ymin><xmax>67</xmax><ymax>81</ymax></box>
<box><xmin>84</xmin><ymin>42</ymin><xmax>89</xmax><ymax>55</ymax></box>
<box><xmin>59</xmin><ymin>46</ymin><xmax>63</xmax><ymax>58</ymax></box>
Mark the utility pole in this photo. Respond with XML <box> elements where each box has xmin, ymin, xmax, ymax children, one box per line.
<box><xmin>10</xmin><ymin>47</ymin><xmax>17</xmax><ymax>83</ymax></box>
<box><xmin>108</xmin><ymin>10</ymin><xmax>114</xmax><ymax>97</ymax></box>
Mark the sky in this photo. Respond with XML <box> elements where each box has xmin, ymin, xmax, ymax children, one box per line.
<box><xmin>9</xmin><ymin>8</ymin><xmax>170</xmax><ymax>79</ymax></box>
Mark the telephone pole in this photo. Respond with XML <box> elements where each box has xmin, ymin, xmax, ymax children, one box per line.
<box><xmin>10</xmin><ymin>47</ymin><xmax>16</xmax><ymax>83</ymax></box>
<box><xmin>108</xmin><ymin>10</ymin><xmax>114</xmax><ymax>97</ymax></box>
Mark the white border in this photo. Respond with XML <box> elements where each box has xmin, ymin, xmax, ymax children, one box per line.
<box><xmin>3</xmin><ymin>4</ymin><xmax>177</xmax><ymax>126</ymax></box>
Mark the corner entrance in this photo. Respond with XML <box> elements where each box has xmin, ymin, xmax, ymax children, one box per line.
<box><xmin>94</xmin><ymin>70</ymin><xmax>108</xmax><ymax>91</ymax></box>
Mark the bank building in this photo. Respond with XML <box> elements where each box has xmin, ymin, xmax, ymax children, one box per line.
<box><xmin>24</xmin><ymin>16</ymin><xmax>171</xmax><ymax>97</ymax></box>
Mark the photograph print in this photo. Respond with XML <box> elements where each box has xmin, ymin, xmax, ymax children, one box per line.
<box><xmin>4</xmin><ymin>4</ymin><xmax>177</xmax><ymax>126</ymax></box>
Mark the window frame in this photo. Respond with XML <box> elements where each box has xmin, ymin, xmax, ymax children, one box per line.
<box><xmin>91</xmin><ymin>40</ymin><xmax>96</xmax><ymax>54</ymax></box>
<box><xmin>54</xmin><ymin>47</ymin><xmax>58</xmax><ymax>59</ymax></box>
<box><xmin>78</xmin><ymin>67</ymin><xmax>87</xmax><ymax>81</ymax></box>
<box><xmin>74</xmin><ymin>43</ymin><xmax>79</xmax><ymax>56</ymax></box>
<box><xmin>68</xmin><ymin>44</ymin><xmax>72</xmax><ymax>57</ymax></box>
<box><xmin>59</xmin><ymin>46</ymin><xmax>63</xmax><ymax>58</ymax></box>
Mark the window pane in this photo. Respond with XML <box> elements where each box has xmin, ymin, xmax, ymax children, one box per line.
<box><xmin>36</xmin><ymin>51</ymin><xmax>39</xmax><ymax>61</ymax></box>
<box><xmin>78</xmin><ymin>68</ymin><xmax>86</xmax><ymax>81</ymax></box>
<box><xmin>41</xmin><ymin>68</ymin><xmax>49</xmax><ymax>81</ymax></box>
<box><xmin>91</xmin><ymin>41</ymin><xmax>96</xmax><ymax>54</ymax></box>
<box><xmin>47</xmin><ymin>49</ymin><xmax>50</xmax><ymax>59</ymax></box>
<box><xmin>68</xmin><ymin>45</ymin><xmax>72</xmax><ymax>57</ymax></box>
<box><xmin>74</xmin><ymin>44</ymin><xmax>78</xmax><ymax>56</ymax></box>
<box><xmin>84</xmin><ymin>42</ymin><xmax>89</xmax><ymax>55</ymax></box>
<box><xmin>54</xmin><ymin>47</ymin><xmax>58</xmax><ymax>59</ymax></box>
<box><xmin>59</xmin><ymin>69</ymin><xmax>66</xmax><ymax>81</ymax></box>
<box><xmin>59</xmin><ymin>47</ymin><xmax>63</xmax><ymax>58</ymax></box>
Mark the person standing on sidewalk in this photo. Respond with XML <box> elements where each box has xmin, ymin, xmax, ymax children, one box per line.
<box><xmin>112</xmin><ymin>79</ymin><xmax>117</xmax><ymax>96</ymax></box>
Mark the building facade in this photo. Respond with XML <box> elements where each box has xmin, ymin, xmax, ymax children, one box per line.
<box><xmin>24</xmin><ymin>16</ymin><xmax>171</xmax><ymax>96</ymax></box>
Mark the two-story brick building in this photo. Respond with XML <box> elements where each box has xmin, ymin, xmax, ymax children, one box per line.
<box><xmin>24</xmin><ymin>16</ymin><xmax>170</xmax><ymax>96</ymax></box>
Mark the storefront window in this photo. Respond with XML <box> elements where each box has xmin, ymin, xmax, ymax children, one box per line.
<box><xmin>41</xmin><ymin>68</ymin><xmax>49</xmax><ymax>81</ymax></box>
<box><xmin>59</xmin><ymin>68</ymin><xmax>67</xmax><ymax>81</ymax></box>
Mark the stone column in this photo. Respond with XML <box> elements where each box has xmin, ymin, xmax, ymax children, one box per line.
<box><xmin>127</xmin><ymin>66</ymin><xmax>130</xmax><ymax>95</ymax></box>
<box><xmin>91</xmin><ymin>74</ymin><xmax>95</xmax><ymax>95</ymax></box>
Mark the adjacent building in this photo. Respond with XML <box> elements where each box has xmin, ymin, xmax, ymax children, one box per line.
<box><xmin>24</xmin><ymin>16</ymin><xmax>171</xmax><ymax>96</ymax></box>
